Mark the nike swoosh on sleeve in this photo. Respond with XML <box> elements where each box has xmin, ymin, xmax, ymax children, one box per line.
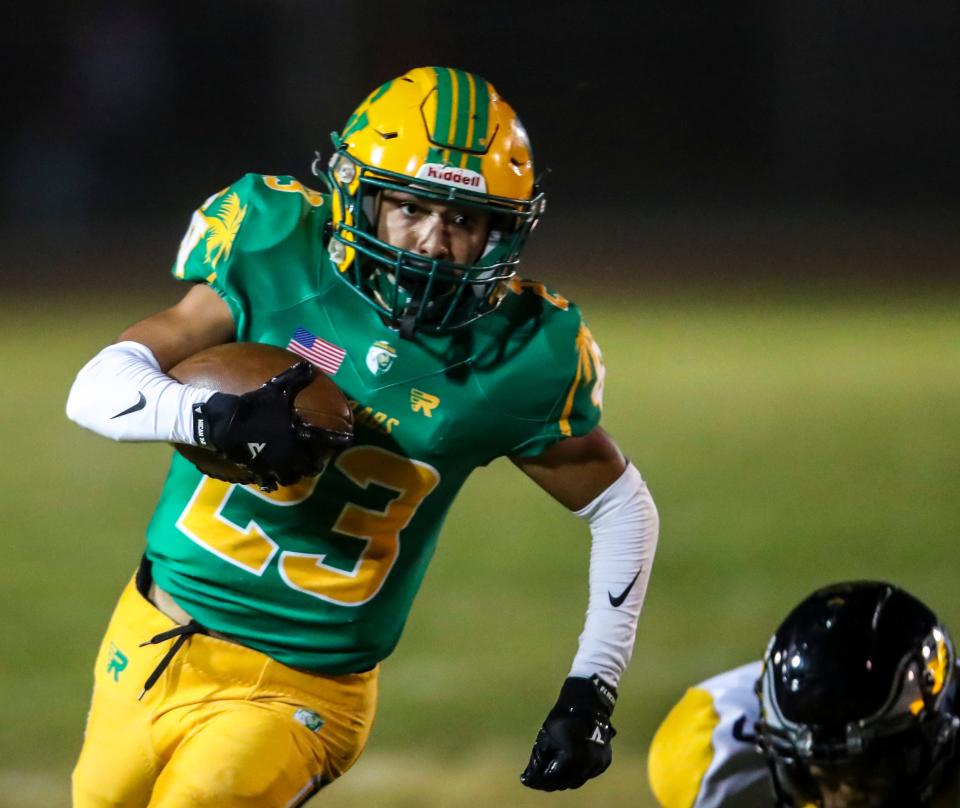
<box><xmin>608</xmin><ymin>567</ymin><xmax>643</xmax><ymax>608</ymax></box>
<box><xmin>110</xmin><ymin>392</ymin><xmax>147</xmax><ymax>419</ymax></box>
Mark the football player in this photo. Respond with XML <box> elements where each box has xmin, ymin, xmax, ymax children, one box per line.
<box><xmin>66</xmin><ymin>67</ymin><xmax>659</xmax><ymax>805</ymax></box>
<box><xmin>648</xmin><ymin>581</ymin><xmax>960</xmax><ymax>808</ymax></box>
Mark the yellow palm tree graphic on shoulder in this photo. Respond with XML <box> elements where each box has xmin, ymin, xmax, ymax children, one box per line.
<box><xmin>202</xmin><ymin>192</ymin><xmax>247</xmax><ymax>268</ymax></box>
<box><xmin>559</xmin><ymin>323</ymin><xmax>606</xmax><ymax>436</ymax></box>
<box><xmin>575</xmin><ymin>323</ymin><xmax>606</xmax><ymax>409</ymax></box>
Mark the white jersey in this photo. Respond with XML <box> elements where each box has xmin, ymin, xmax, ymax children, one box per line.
<box><xmin>648</xmin><ymin>661</ymin><xmax>773</xmax><ymax>808</ymax></box>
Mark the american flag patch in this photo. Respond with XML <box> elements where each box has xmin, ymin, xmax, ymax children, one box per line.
<box><xmin>286</xmin><ymin>326</ymin><xmax>346</xmax><ymax>375</ymax></box>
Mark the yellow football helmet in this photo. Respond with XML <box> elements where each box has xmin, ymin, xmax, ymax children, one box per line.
<box><xmin>319</xmin><ymin>66</ymin><xmax>546</xmax><ymax>335</ymax></box>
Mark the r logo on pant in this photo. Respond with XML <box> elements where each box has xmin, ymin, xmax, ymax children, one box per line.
<box><xmin>107</xmin><ymin>642</ymin><xmax>128</xmax><ymax>682</ymax></box>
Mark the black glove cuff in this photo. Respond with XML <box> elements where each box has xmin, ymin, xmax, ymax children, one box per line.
<box><xmin>193</xmin><ymin>392</ymin><xmax>237</xmax><ymax>449</ymax></box>
<box><xmin>554</xmin><ymin>675</ymin><xmax>617</xmax><ymax>718</ymax></box>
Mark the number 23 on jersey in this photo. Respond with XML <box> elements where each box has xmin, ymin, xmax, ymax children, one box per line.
<box><xmin>176</xmin><ymin>446</ymin><xmax>440</xmax><ymax>606</ymax></box>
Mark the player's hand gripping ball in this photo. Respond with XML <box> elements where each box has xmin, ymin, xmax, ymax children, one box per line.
<box><xmin>169</xmin><ymin>343</ymin><xmax>353</xmax><ymax>490</ymax></box>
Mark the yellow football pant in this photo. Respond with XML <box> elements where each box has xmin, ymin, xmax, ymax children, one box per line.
<box><xmin>72</xmin><ymin>576</ymin><xmax>378</xmax><ymax>807</ymax></box>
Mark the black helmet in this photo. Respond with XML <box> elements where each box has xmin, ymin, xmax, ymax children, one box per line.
<box><xmin>755</xmin><ymin>581</ymin><xmax>959</xmax><ymax>807</ymax></box>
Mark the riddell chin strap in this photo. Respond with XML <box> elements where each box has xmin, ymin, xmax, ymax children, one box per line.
<box><xmin>398</xmin><ymin>315</ymin><xmax>417</xmax><ymax>340</ymax></box>
<box><xmin>137</xmin><ymin>621</ymin><xmax>207</xmax><ymax>700</ymax></box>
<box><xmin>398</xmin><ymin>295</ymin><xmax>421</xmax><ymax>340</ymax></box>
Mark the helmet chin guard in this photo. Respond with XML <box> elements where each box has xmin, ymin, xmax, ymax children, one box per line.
<box><xmin>321</xmin><ymin>66</ymin><xmax>545</xmax><ymax>335</ymax></box>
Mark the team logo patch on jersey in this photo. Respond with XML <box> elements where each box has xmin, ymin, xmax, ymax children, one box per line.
<box><xmin>106</xmin><ymin>642</ymin><xmax>128</xmax><ymax>683</ymax></box>
<box><xmin>287</xmin><ymin>327</ymin><xmax>346</xmax><ymax>375</ymax></box>
<box><xmin>415</xmin><ymin>163</ymin><xmax>487</xmax><ymax>193</ymax></box>
<box><xmin>410</xmin><ymin>389</ymin><xmax>440</xmax><ymax>417</ymax></box>
<box><xmin>366</xmin><ymin>341</ymin><xmax>397</xmax><ymax>375</ymax></box>
<box><xmin>293</xmin><ymin>708</ymin><xmax>324</xmax><ymax>733</ymax></box>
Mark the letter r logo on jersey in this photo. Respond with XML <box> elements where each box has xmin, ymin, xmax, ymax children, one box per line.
<box><xmin>410</xmin><ymin>389</ymin><xmax>440</xmax><ymax>417</ymax></box>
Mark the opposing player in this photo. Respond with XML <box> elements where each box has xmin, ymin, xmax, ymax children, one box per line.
<box><xmin>66</xmin><ymin>67</ymin><xmax>659</xmax><ymax>805</ymax></box>
<box><xmin>648</xmin><ymin>581</ymin><xmax>960</xmax><ymax>808</ymax></box>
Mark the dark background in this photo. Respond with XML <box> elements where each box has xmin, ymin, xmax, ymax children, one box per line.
<box><xmin>4</xmin><ymin>1</ymin><xmax>959</xmax><ymax>290</ymax></box>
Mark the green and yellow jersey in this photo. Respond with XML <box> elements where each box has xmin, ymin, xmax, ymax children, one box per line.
<box><xmin>145</xmin><ymin>173</ymin><xmax>605</xmax><ymax>674</ymax></box>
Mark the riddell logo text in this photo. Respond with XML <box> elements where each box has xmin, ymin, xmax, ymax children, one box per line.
<box><xmin>425</xmin><ymin>166</ymin><xmax>480</xmax><ymax>187</ymax></box>
<box><xmin>416</xmin><ymin>163</ymin><xmax>487</xmax><ymax>193</ymax></box>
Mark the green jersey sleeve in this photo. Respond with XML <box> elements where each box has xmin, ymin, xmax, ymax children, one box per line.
<box><xmin>171</xmin><ymin>173</ymin><xmax>329</xmax><ymax>337</ymax></box>
<box><xmin>473</xmin><ymin>279</ymin><xmax>606</xmax><ymax>459</ymax></box>
<box><xmin>508</xmin><ymin>314</ymin><xmax>606</xmax><ymax>457</ymax></box>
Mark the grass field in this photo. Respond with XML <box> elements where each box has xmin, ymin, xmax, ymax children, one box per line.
<box><xmin>1</xmin><ymin>283</ymin><xmax>958</xmax><ymax>807</ymax></box>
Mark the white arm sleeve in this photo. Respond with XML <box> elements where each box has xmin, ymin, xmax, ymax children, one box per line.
<box><xmin>568</xmin><ymin>462</ymin><xmax>659</xmax><ymax>687</ymax></box>
<box><xmin>65</xmin><ymin>341</ymin><xmax>214</xmax><ymax>443</ymax></box>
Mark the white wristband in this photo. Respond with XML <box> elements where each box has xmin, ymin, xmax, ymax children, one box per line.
<box><xmin>66</xmin><ymin>341</ymin><xmax>214</xmax><ymax>444</ymax></box>
<box><xmin>568</xmin><ymin>463</ymin><xmax>659</xmax><ymax>688</ymax></box>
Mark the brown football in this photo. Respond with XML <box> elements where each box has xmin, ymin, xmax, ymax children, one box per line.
<box><xmin>168</xmin><ymin>342</ymin><xmax>353</xmax><ymax>484</ymax></box>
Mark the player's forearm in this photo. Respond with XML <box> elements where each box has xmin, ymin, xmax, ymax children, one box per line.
<box><xmin>569</xmin><ymin>463</ymin><xmax>659</xmax><ymax>687</ymax></box>
<box><xmin>66</xmin><ymin>341</ymin><xmax>212</xmax><ymax>443</ymax></box>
